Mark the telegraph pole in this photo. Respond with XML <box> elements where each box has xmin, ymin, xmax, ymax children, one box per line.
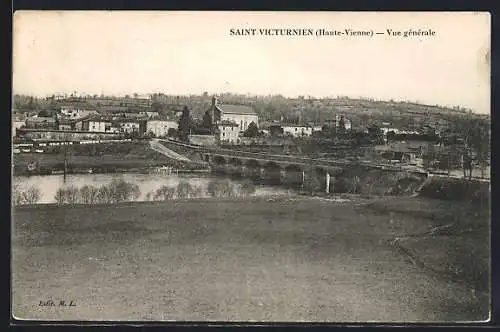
<box><xmin>63</xmin><ymin>141</ymin><xmax>68</xmax><ymax>183</ymax></box>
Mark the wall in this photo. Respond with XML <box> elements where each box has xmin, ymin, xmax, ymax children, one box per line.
<box><xmin>12</xmin><ymin>121</ymin><xmax>25</xmax><ymax>138</ymax></box>
<box><xmin>283</xmin><ymin>126</ymin><xmax>313</xmax><ymax>137</ymax></box>
<box><xmin>88</xmin><ymin>121</ymin><xmax>108</xmax><ymax>132</ymax></box>
<box><xmin>221</xmin><ymin>113</ymin><xmax>258</xmax><ymax>131</ymax></box>
<box><xmin>17</xmin><ymin>129</ymin><xmax>122</xmax><ymax>141</ymax></box>
<box><xmin>188</xmin><ymin>134</ymin><xmax>217</xmax><ymax>146</ymax></box>
<box><xmin>219</xmin><ymin>125</ymin><xmax>240</xmax><ymax>144</ymax></box>
<box><xmin>146</xmin><ymin>120</ymin><xmax>178</xmax><ymax>137</ymax></box>
<box><xmin>120</xmin><ymin>122</ymin><xmax>140</xmax><ymax>133</ymax></box>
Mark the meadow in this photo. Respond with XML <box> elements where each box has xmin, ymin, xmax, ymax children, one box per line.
<box><xmin>12</xmin><ymin>196</ymin><xmax>489</xmax><ymax>322</ymax></box>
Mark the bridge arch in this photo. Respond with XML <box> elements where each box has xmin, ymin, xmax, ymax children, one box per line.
<box><xmin>285</xmin><ymin>164</ymin><xmax>304</xmax><ymax>173</ymax></box>
<box><xmin>262</xmin><ymin>161</ymin><xmax>282</xmax><ymax>184</ymax></box>
<box><xmin>263</xmin><ymin>161</ymin><xmax>281</xmax><ymax>171</ymax></box>
<box><xmin>283</xmin><ymin>164</ymin><xmax>304</xmax><ymax>187</ymax></box>
<box><xmin>229</xmin><ymin>158</ymin><xmax>243</xmax><ymax>167</ymax></box>
<box><xmin>314</xmin><ymin>166</ymin><xmax>327</xmax><ymax>175</ymax></box>
<box><xmin>213</xmin><ymin>155</ymin><xmax>227</xmax><ymax>165</ymax></box>
<box><xmin>245</xmin><ymin>159</ymin><xmax>261</xmax><ymax>169</ymax></box>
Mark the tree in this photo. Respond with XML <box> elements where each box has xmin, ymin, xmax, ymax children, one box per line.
<box><xmin>303</xmin><ymin>172</ymin><xmax>322</xmax><ymax>194</ymax></box>
<box><xmin>177</xmin><ymin>106</ymin><xmax>195</xmax><ymax>141</ymax></box>
<box><xmin>239</xmin><ymin>180</ymin><xmax>256</xmax><ymax>197</ymax></box>
<box><xmin>201</xmin><ymin>110</ymin><xmax>213</xmax><ymax>132</ymax></box>
<box><xmin>177</xmin><ymin>180</ymin><xmax>193</xmax><ymax>198</ymax></box>
<box><xmin>243</xmin><ymin>121</ymin><xmax>259</xmax><ymax>138</ymax></box>
<box><xmin>338</xmin><ymin>116</ymin><xmax>346</xmax><ymax>134</ymax></box>
<box><xmin>386</xmin><ymin>130</ymin><xmax>396</xmax><ymax>142</ymax></box>
<box><xmin>167</xmin><ymin>128</ymin><xmax>178</xmax><ymax>138</ymax></box>
<box><xmin>154</xmin><ymin>186</ymin><xmax>176</xmax><ymax>200</ymax></box>
<box><xmin>38</xmin><ymin>109</ymin><xmax>53</xmax><ymax>117</ymax></box>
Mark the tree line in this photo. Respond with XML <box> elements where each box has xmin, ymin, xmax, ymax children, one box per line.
<box><xmin>13</xmin><ymin>178</ymin><xmax>258</xmax><ymax>206</ymax></box>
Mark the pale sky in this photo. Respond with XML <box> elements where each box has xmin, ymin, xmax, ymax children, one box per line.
<box><xmin>13</xmin><ymin>11</ymin><xmax>490</xmax><ymax>113</ymax></box>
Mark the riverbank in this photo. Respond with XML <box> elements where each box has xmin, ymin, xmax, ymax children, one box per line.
<box><xmin>12</xmin><ymin>141</ymin><xmax>208</xmax><ymax>176</ymax></box>
<box><xmin>12</xmin><ymin>196</ymin><xmax>489</xmax><ymax>322</ymax></box>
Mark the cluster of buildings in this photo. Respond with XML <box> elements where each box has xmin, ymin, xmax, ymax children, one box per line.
<box><xmin>14</xmin><ymin>95</ymin><xmax>357</xmax><ymax>145</ymax></box>
<box><xmin>207</xmin><ymin>97</ymin><xmax>354</xmax><ymax>144</ymax></box>
<box><xmin>15</xmin><ymin>99</ymin><xmax>179</xmax><ymax>140</ymax></box>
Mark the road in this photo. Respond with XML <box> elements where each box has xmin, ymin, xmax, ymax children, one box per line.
<box><xmin>149</xmin><ymin>139</ymin><xmax>192</xmax><ymax>162</ymax></box>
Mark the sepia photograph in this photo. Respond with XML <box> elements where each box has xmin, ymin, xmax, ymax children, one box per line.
<box><xmin>11</xmin><ymin>11</ymin><xmax>491</xmax><ymax>323</ymax></box>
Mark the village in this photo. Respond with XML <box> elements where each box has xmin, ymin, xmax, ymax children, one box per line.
<box><xmin>12</xmin><ymin>93</ymin><xmax>490</xmax><ymax>179</ymax></box>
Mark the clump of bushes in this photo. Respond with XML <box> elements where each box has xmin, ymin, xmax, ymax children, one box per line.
<box><xmin>13</xmin><ymin>184</ymin><xmax>41</xmax><ymax>205</ymax></box>
<box><xmin>419</xmin><ymin>178</ymin><xmax>490</xmax><ymax>204</ymax></box>
<box><xmin>206</xmin><ymin>179</ymin><xmax>256</xmax><ymax>198</ymax></box>
<box><xmin>54</xmin><ymin>178</ymin><xmax>141</xmax><ymax>205</ymax></box>
<box><xmin>152</xmin><ymin>185</ymin><xmax>176</xmax><ymax>201</ymax></box>
<box><xmin>176</xmin><ymin>180</ymin><xmax>194</xmax><ymax>198</ymax></box>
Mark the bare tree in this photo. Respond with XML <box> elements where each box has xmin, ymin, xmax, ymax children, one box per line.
<box><xmin>177</xmin><ymin>181</ymin><xmax>193</xmax><ymax>198</ymax></box>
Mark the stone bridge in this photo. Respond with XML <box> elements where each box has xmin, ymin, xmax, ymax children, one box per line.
<box><xmin>159</xmin><ymin>139</ymin><xmax>428</xmax><ymax>193</ymax></box>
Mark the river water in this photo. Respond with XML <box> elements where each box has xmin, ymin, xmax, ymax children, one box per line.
<box><xmin>13</xmin><ymin>172</ymin><xmax>295</xmax><ymax>204</ymax></box>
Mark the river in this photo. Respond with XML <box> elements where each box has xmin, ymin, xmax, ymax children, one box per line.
<box><xmin>13</xmin><ymin>172</ymin><xmax>295</xmax><ymax>204</ymax></box>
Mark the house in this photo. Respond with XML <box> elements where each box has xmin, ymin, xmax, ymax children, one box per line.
<box><xmin>12</xmin><ymin>120</ymin><xmax>25</xmax><ymax>137</ymax></box>
<box><xmin>218</xmin><ymin>121</ymin><xmax>240</xmax><ymax>144</ymax></box>
<box><xmin>25</xmin><ymin>116</ymin><xmax>57</xmax><ymax>130</ymax></box>
<box><xmin>58</xmin><ymin>102</ymin><xmax>98</xmax><ymax>119</ymax></box>
<box><xmin>282</xmin><ymin>124</ymin><xmax>313</xmax><ymax>137</ymax></box>
<box><xmin>269</xmin><ymin>124</ymin><xmax>285</xmax><ymax>137</ymax></box>
<box><xmin>146</xmin><ymin>120</ymin><xmax>178</xmax><ymax>137</ymax></box>
<box><xmin>380</xmin><ymin>127</ymin><xmax>400</xmax><ymax>136</ymax></box>
<box><xmin>81</xmin><ymin>117</ymin><xmax>112</xmax><ymax>133</ymax></box>
<box><xmin>325</xmin><ymin>115</ymin><xmax>352</xmax><ymax>131</ymax></box>
<box><xmin>375</xmin><ymin>141</ymin><xmax>428</xmax><ymax>165</ymax></box>
<box><xmin>207</xmin><ymin>96</ymin><xmax>258</xmax><ymax>132</ymax></box>
<box><xmin>119</xmin><ymin>121</ymin><xmax>141</xmax><ymax>134</ymax></box>
<box><xmin>58</xmin><ymin>118</ymin><xmax>83</xmax><ymax>131</ymax></box>
<box><xmin>140</xmin><ymin>111</ymin><xmax>160</xmax><ymax>119</ymax></box>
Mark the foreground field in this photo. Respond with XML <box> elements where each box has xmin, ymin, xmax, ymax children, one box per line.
<box><xmin>12</xmin><ymin>196</ymin><xmax>489</xmax><ymax>322</ymax></box>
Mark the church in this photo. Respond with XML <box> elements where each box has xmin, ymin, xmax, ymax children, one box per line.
<box><xmin>206</xmin><ymin>96</ymin><xmax>259</xmax><ymax>132</ymax></box>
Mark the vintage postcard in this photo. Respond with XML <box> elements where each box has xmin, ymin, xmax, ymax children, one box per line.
<box><xmin>11</xmin><ymin>11</ymin><xmax>491</xmax><ymax>323</ymax></box>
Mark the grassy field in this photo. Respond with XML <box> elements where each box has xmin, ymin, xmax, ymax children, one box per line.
<box><xmin>13</xmin><ymin>142</ymin><xmax>204</xmax><ymax>175</ymax></box>
<box><xmin>12</xmin><ymin>196</ymin><xmax>490</xmax><ymax>322</ymax></box>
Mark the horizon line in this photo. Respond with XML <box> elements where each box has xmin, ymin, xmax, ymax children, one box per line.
<box><xmin>12</xmin><ymin>91</ymin><xmax>490</xmax><ymax>115</ymax></box>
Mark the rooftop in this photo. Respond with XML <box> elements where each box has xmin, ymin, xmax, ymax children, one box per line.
<box><xmin>58</xmin><ymin>102</ymin><xmax>97</xmax><ymax>110</ymax></box>
<box><xmin>26</xmin><ymin>117</ymin><xmax>56</xmax><ymax>123</ymax></box>
<box><xmin>216</xmin><ymin>104</ymin><xmax>256</xmax><ymax>116</ymax></box>
<box><xmin>219</xmin><ymin>120</ymin><xmax>239</xmax><ymax>127</ymax></box>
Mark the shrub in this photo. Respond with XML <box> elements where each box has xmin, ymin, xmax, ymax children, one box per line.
<box><xmin>207</xmin><ymin>179</ymin><xmax>236</xmax><ymax>197</ymax></box>
<box><xmin>97</xmin><ymin>185</ymin><xmax>114</xmax><ymax>204</ymax></box>
<box><xmin>239</xmin><ymin>179</ymin><xmax>256</xmax><ymax>197</ymax></box>
<box><xmin>303</xmin><ymin>172</ymin><xmax>322</xmax><ymax>194</ymax></box>
<box><xmin>176</xmin><ymin>180</ymin><xmax>193</xmax><ymax>198</ymax></box>
<box><xmin>154</xmin><ymin>185</ymin><xmax>176</xmax><ymax>201</ymax></box>
<box><xmin>54</xmin><ymin>186</ymin><xmax>79</xmax><ymax>204</ymax></box>
<box><xmin>79</xmin><ymin>185</ymin><xmax>99</xmax><ymax>204</ymax></box>
<box><xmin>13</xmin><ymin>185</ymin><xmax>41</xmax><ymax>205</ymax></box>
<box><xmin>65</xmin><ymin>186</ymin><xmax>80</xmax><ymax>204</ymax></box>
<box><xmin>107</xmin><ymin>178</ymin><xmax>141</xmax><ymax>203</ymax></box>
<box><xmin>54</xmin><ymin>188</ymin><xmax>66</xmax><ymax>204</ymax></box>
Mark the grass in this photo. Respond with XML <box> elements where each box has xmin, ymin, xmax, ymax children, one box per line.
<box><xmin>13</xmin><ymin>142</ymin><xmax>204</xmax><ymax>174</ymax></box>
<box><xmin>12</xmin><ymin>196</ymin><xmax>490</xmax><ymax>322</ymax></box>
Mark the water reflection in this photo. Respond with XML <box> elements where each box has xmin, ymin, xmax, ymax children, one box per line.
<box><xmin>13</xmin><ymin>173</ymin><xmax>294</xmax><ymax>204</ymax></box>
